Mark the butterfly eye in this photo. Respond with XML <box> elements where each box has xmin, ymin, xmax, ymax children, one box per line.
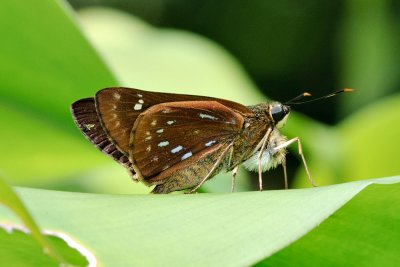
<box><xmin>270</xmin><ymin>104</ymin><xmax>290</xmax><ymax>123</ymax></box>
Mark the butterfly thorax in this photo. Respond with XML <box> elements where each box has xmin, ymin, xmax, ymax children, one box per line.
<box><xmin>228</xmin><ymin>103</ymin><xmax>288</xmax><ymax>172</ymax></box>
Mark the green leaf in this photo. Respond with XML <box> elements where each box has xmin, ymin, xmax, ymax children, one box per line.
<box><xmin>0</xmin><ymin>0</ymin><xmax>123</xmax><ymax>190</ymax></box>
<box><xmin>0</xmin><ymin>226</ymin><xmax>60</xmax><ymax>267</ymax></box>
<box><xmin>0</xmin><ymin>227</ymin><xmax>90</xmax><ymax>267</ymax></box>
<box><xmin>0</xmin><ymin>177</ymin><xmax>59</xmax><ymax>260</ymax></box>
<box><xmin>0</xmin><ymin>176</ymin><xmax>89</xmax><ymax>266</ymax></box>
<box><xmin>258</xmin><ymin>182</ymin><xmax>400</xmax><ymax>267</ymax></box>
<box><xmin>0</xmin><ymin>177</ymin><xmax>398</xmax><ymax>266</ymax></box>
<box><xmin>0</xmin><ymin>0</ymin><xmax>117</xmax><ymax>130</ymax></box>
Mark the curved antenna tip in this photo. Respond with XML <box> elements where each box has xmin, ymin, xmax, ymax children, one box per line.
<box><xmin>287</xmin><ymin>88</ymin><xmax>354</xmax><ymax>105</ymax></box>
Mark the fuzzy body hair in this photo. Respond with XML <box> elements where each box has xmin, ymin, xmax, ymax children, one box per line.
<box><xmin>243</xmin><ymin>128</ymin><xmax>287</xmax><ymax>172</ymax></box>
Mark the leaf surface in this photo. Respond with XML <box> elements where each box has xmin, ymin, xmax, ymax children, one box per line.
<box><xmin>0</xmin><ymin>177</ymin><xmax>398</xmax><ymax>266</ymax></box>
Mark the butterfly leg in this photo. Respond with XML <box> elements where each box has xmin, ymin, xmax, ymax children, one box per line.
<box><xmin>227</xmin><ymin>145</ymin><xmax>238</xmax><ymax>193</ymax></box>
<box><xmin>188</xmin><ymin>143</ymin><xmax>234</xmax><ymax>194</ymax></box>
<box><xmin>257</xmin><ymin>128</ymin><xmax>273</xmax><ymax>192</ymax></box>
<box><xmin>273</xmin><ymin>137</ymin><xmax>317</xmax><ymax>187</ymax></box>
<box><xmin>282</xmin><ymin>160</ymin><xmax>288</xmax><ymax>189</ymax></box>
<box><xmin>231</xmin><ymin>166</ymin><xmax>239</xmax><ymax>193</ymax></box>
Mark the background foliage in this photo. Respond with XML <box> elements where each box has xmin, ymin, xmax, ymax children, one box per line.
<box><xmin>1</xmin><ymin>0</ymin><xmax>400</xmax><ymax>192</ymax></box>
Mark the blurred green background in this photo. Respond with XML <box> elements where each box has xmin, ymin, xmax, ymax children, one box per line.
<box><xmin>1</xmin><ymin>0</ymin><xmax>399</xmax><ymax>194</ymax></box>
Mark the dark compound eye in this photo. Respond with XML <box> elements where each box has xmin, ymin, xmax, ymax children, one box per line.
<box><xmin>271</xmin><ymin>104</ymin><xmax>290</xmax><ymax>123</ymax></box>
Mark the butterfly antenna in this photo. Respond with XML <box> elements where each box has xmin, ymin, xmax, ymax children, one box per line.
<box><xmin>285</xmin><ymin>92</ymin><xmax>312</xmax><ymax>105</ymax></box>
<box><xmin>286</xmin><ymin>88</ymin><xmax>354</xmax><ymax>105</ymax></box>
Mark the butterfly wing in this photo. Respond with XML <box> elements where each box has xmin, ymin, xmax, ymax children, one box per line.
<box><xmin>129</xmin><ymin>100</ymin><xmax>246</xmax><ymax>180</ymax></box>
<box><xmin>95</xmin><ymin>87</ymin><xmax>253</xmax><ymax>155</ymax></box>
<box><xmin>70</xmin><ymin>98</ymin><xmax>135</xmax><ymax>177</ymax></box>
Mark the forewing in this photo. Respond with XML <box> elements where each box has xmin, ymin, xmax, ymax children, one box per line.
<box><xmin>95</xmin><ymin>87</ymin><xmax>253</xmax><ymax>154</ymax></box>
<box><xmin>130</xmin><ymin>101</ymin><xmax>245</xmax><ymax>179</ymax></box>
<box><xmin>70</xmin><ymin>98</ymin><xmax>135</xmax><ymax>176</ymax></box>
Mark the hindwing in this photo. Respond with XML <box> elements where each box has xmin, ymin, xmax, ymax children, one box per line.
<box><xmin>129</xmin><ymin>101</ymin><xmax>245</xmax><ymax>179</ymax></box>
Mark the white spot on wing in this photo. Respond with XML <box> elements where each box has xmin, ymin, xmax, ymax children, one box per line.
<box><xmin>134</xmin><ymin>103</ymin><xmax>142</xmax><ymax>110</ymax></box>
<box><xmin>151</xmin><ymin>120</ymin><xmax>157</xmax><ymax>126</ymax></box>
<box><xmin>171</xmin><ymin>145</ymin><xmax>183</xmax><ymax>153</ymax></box>
<box><xmin>84</xmin><ymin>124</ymin><xmax>95</xmax><ymax>131</ymax></box>
<box><xmin>137</xmin><ymin>94</ymin><xmax>143</xmax><ymax>97</ymax></box>
<box><xmin>153</xmin><ymin>156</ymin><xmax>159</xmax><ymax>162</ymax></box>
<box><xmin>156</xmin><ymin>129</ymin><xmax>164</xmax><ymax>133</ymax></box>
<box><xmin>158</xmin><ymin>141</ymin><xmax>169</xmax><ymax>147</ymax></box>
<box><xmin>145</xmin><ymin>131</ymin><xmax>150</xmax><ymax>136</ymax></box>
<box><xmin>199</xmin><ymin>113</ymin><xmax>218</xmax><ymax>120</ymax></box>
<box><xmin>162</xmin><ymin>108</ymin><xmax>171</xmax><ymax>113</ymax></box>
<box><xmin>146</xmin><ymin>145</ymin><xmax>151</xmax><ymax>152</ymax></box>
<box><xmin>167</xmin><ymin>120</ymin><xmax>176</xmax><ymax>125</ymax></box>
<box><xmin>145</xmin><ymin>136</ymin><xmax>152</xmax><ymax>140</ymax></box>
<box><xmin>138</xmin><ymin>99</ymin><xmax>144</xmax><ymax>104</ymax></box>
<box><xmin>181</xmin><ymin>151</ymin><xmax>193</xmax><ymax>160</ymax></box>
<box><xmin>205</xmin><ymin>140</ymin><xmax>216</xmax><ymax>147</ymax></box>
<box><xmin>113</xmin><ymin>93</ymin><xmax>121</xmax><ymax>99</ymax></box>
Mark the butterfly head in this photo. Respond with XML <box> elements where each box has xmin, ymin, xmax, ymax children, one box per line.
<box><xmin>269</xmin><ymin>102</ymin><xmax>290</xmax><ymax>129</ymax></box>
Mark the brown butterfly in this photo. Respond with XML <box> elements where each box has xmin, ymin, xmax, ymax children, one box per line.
<box><xmin>71</xmin><ymin>87</ymin><xmax>352</xmax><ymax>193</ymax></box>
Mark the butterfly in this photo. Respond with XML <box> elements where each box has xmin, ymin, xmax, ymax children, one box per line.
<box><xmin>71</xmin><ymin>87</ymin><xmax>351</xmax><ymax>193</ymax></box>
